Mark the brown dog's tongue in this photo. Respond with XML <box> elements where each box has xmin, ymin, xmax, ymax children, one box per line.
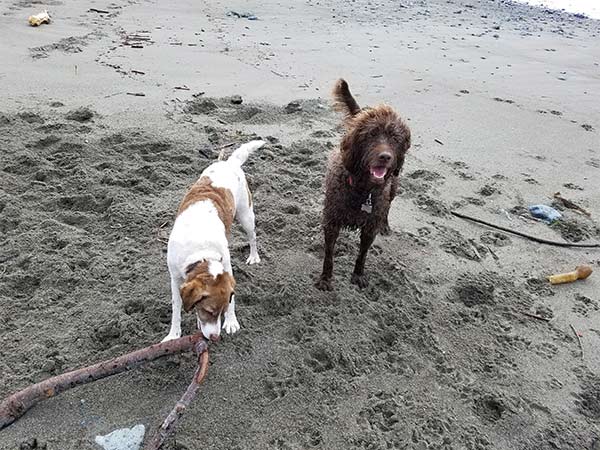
<box><xmin>371</xmin><ymin>167</ymin><xmax>387</xmax><ymax>178</ymax></box>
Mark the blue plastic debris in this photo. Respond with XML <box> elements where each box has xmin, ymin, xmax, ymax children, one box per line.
<box><xmin>528</xmin><ymin>204</ymin><xmax>562</xmax><ymax>224</ymax></box>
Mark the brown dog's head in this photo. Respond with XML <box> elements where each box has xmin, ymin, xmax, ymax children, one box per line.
<box><xmin>180</xmin><ymin>260</ymin><xmax>235</xmax><ymax>341</ymax></box>
<box><xmin>341</xmin><ymin>106</ymin><xmax>411</xmax><ymax>185</ymax></box>
<box><xmin>332</xmin><ymin>79</ymin><xmax>411</xmax><ymax>185</ymax></box>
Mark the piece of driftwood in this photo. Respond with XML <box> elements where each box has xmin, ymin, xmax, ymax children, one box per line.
<box><xmin>146</xmin><ymin>342</ymin><xmax>209</xmax><ymax>449</ymax></box>
<box><xmin>0</xmin><ymin>334</ymin><xmax>205</xmax><ymax>431</ymax></box>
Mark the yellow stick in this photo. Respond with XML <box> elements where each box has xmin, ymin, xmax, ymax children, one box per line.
<box><xmin>548</xmin><ymin>265</ymin><xmax>593</xmax><ymax>285</ymax></box>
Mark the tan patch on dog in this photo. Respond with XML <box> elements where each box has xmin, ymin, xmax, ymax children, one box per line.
<box><xmin>177</xmin><ymin>176</ymin><xmax>235</xmax><ymax>233</ymax></box>
<box><xmin>180</xmin><ymin>261</ymin><xmax>236</xmax><ymax>313</ymax></box>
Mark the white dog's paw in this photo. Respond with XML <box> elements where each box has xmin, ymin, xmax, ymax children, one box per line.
<box><xmin>222</xmin><ymin>316</ymin><xmax>240</xmax><ymax>334</ymax></box>
<box><xmin>161</xmin><ymin>332</ymin><xmax>181</xmax><ymax>343</ymax></box>
<box><xmin>246</xmin><ymin>253</ymin><xmax>260</xmax><ymax>265</ymax></box>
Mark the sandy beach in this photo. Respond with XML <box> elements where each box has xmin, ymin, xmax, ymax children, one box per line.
<box><xmin>1</xmin><ymin>0</ymin><xmax>599</xmax><ymax>448</ymax></box>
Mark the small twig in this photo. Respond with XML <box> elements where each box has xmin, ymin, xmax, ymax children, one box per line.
<box><xmin>468</xmin><ymin>239</ymin><xmax>482</xmax><ymax>260</ymax></box>
<box><xmin>570</xmin><ymin>324</ymin><xmax>584</xmax><ymax>359</ymax></box>
<box><xmin>0</xmin><ymin>335</ymin><xmax>206</xmax><ymax>430</ymax></box>
<box><xmin>146</xmin><ymin>342</ymin><xmax>209</xmax><ymax>449</ymax></box>
<box><xmin>486</xmin><ymin>245</ymin><xmax>499</xmax><ymax>261</ymax></box>
<box><xmin>127</xmin><ymin>92</ymin><xmax>146</xmax><ymax>97</ymax></box>
<box><xmin>217</xmin><ymin>143</ymin><xmax>237</xmax><ymax>160</ymax></box>
<box><xmin>520</xmin><ymin>311</ymin><xmax>551</xmax><ymax>322</ymax></box>
<box><xmin>434</xmin><ymin>138</ymin><xmax>444</xmax><ymax>146</ymax></box>
<box><xmin>270</xmin><ymin>69</ymin><xmax>286</xmax><ymax>78</ymax></box>
<box><xmin>131</xmin><ymin>70</ymin><xmax>146</xmax><ymax>75</ymax></box>
<box><xmin>198</xmin><ymin>148</ymin><xmax>212</xmax><ymax>158</ymax></box>
<box><xmin>218</xmin><ymin>142</ymin><xmax>236</xmax><ymax>150</ymax></box>
<box><xmin>553</xmin><ymin>192</ymin><xmax>591</xmax><ymax>217</ymax></box>
<box><xmin>89</xmin><ymin>8</ymin><xmax>109</xmax><ymax>14</ymax></box>
<box><xmin>451</xmin><ymin>211</ymin><xmax>600</xmax><ymax>248</ymax></box>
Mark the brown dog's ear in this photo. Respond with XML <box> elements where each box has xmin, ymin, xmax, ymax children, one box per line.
<box><xmin>180</xmin><ymin>279</ymin><xmax>207</xmax><ymax>313</ymax></box>
<box><xmin>340</xmin><ymin>132</ymin><xmax>364</xmax><ymax>176</ymax></box>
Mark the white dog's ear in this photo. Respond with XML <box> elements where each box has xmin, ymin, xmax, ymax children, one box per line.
<box><xmin>180</xmin><ymin>279</ymin><xmax>208</xmax><ymax>312</ymax></box>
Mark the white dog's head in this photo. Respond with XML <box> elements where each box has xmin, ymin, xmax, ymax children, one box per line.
<box><xmin>180</xmin><ymin>260</ymin><xmax>235</xmax><ymax>341</ymax></box>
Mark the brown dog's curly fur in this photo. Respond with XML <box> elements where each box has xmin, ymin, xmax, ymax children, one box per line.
<box><xmin>316</xmin><ymin>79</ymin><xmax>411</xmax><ymax>290</ymax></box>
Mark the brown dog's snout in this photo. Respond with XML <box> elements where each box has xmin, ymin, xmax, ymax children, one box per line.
<box><xmin>378</xmin><ymin>152</ymin><xmax>393</xmax><ymax>163</ymax></box>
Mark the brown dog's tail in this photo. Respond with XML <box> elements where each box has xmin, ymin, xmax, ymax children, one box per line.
<box><xmin>332</xmin><ymin>78</ymin><xmax>361</xmax><ymax>118</ymax></box>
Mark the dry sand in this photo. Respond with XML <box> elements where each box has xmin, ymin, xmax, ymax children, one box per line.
<box><xmin>1</xmin><ymin>0</ymin><xmax>599</xmax><ymax>449</ymax></box>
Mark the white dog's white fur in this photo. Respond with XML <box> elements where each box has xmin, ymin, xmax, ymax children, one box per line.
<box><xmin>162</xmin><ymin>140</ymin><xmax>265</xmax><ymax>342</ymax></box>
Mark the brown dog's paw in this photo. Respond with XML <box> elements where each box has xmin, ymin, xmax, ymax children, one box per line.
<box><xmin>380</xmin><ymin>222</ymin><xmax>392</xmax><ymax>236</ymax></box>
<box><xmin>315</xmin><ymin>277</ymin><xmax>334</xmax><ymax>291</ymax></box>
<box><xmin>351</xmin><ymin>273</ymin><xmax>369</xmax><ymax>288</ymax></box>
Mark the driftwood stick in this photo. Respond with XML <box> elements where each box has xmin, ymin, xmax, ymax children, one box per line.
<box><xmin>146</xmin><ymin>341</ymin><xmax>209</xmax><ymax>449</ymax></box>
<box><xmin>0</xmin><ymin>334</ymin><xmax>205</xmax><ymax>431</ymax></box>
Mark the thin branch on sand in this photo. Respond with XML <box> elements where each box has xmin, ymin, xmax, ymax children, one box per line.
<box><xmin>0</xmin><ymin>334</ymin><xmax>206</xmax><ymax>431</ymax></box>
<box><xmin>520</xmin><ymin>311</ymin><xmax>551</xmax><ymax>322</ymax></box>
<box><xmin>570</xmin><ymin>324</ymin><xmax>585</xmax><ymax>359</ymax></box>
<box><xmin>146</xmin><ymin>342</ymin><xmax>209</xmax><ymax>449</ymax></box>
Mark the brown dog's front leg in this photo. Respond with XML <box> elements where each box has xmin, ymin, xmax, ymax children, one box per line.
<box><xmin>316</xmin><ymin>224</ymin><xmax>340</xmax><ymax>291</ymax></box>
<box><xmin>381</xmin><ymin>177</ymin><xmax>398</xmax><ymax>236</ymax></box>
<box><xmin>351</xmin><ymin>227</ymin><xmax>377</xmax><ymax>288</ymax></box>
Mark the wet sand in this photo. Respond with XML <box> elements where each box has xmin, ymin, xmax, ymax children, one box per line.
<box><xmin>1</xmin><ymin>0</ymin><xmax>599</xmax><ymax>449</ymax></box>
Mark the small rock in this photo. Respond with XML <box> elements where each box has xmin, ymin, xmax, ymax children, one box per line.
<box><xmin>284</xmin><ymin>101</ymin><xmax>302</xmax><ymax>114</ymax></box>
<box><xmin>478</xmin><ymin>184</ymin><xmax>499</xmax><ymax>196</ymax></box>
<box><xmin>65</xmin><ymin>107</ymin><xmax>94</xmax><ymax>122</ymax></box>
<box><xmin>230</xmin><ymin>95</ymin><xmax>243</xmax><ymax>105</ymax></box>
<box><xmin>19</xmin><ymin>439</ymin><xmax>46</xmax><ymax>450</ymax></box>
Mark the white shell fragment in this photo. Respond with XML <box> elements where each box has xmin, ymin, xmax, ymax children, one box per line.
<box><xmin>94</xmin><ymin>424</ymin><xmax>145</xmax><ymax>450</ymax></box>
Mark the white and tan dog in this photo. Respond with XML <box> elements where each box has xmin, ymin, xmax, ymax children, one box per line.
<box><xmin>162</xmin><ymin>140</ymin><xmax>265</xmax><ymax>342</ymax></box>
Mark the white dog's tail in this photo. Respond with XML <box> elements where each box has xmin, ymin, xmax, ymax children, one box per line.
<box><xmin>227</xmin><ymin>140</ymin><xmax>266</xmax><ymax>166</ymax></box>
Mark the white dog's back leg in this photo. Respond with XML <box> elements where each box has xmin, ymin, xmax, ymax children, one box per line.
<box><xmin>162</xmin><ymin>276</ymin><xmax>183</xmax><ymax>342</ymax></box>
<box><xmin>236</xmin><ymin>194</ymin><xmax>260</xmax><ymax>265</ymax></box>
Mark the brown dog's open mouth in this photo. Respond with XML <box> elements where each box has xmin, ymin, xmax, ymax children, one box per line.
<box><xmin>370</xmin><ymin>166</ymin><xmax>387</xmax><ymax>179</ymax></box>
